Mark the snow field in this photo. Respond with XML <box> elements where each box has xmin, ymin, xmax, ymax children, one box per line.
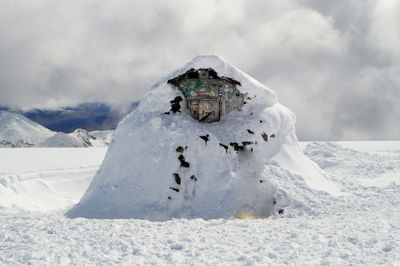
<box><xmin>0</xmin><ymin>142</ymin><xmax>399</xmax><ymax>265</ymax></box>
<box><xmin>0</xmin><ymin>148</ymin><xmax>107</xmax><ymax>211</ymax></box>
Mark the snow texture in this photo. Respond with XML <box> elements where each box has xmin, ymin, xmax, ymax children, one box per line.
<box><xmin>68</xmin><ymin>55</ymin><xmax>332</xmax><ymax>220</ymax></box>
<box><xmin>0</xmin><ymin>111</ymin><xmax>55</xmax><ymax>147</ymax></box>
<box><xmin>0</xmin><ymin>142</ymin><xmax>399</xmax><ymax>265</ymax></box>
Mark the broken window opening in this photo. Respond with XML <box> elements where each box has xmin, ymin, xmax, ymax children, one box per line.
<box><xmin>168</xmin><ymin>68</ymin><xmax>245</xmax><ymax>123</ymax></box>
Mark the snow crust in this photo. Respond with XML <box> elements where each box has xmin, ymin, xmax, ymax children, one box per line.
<box><xmin>68</xmin><ymin>55</ymin><xmax>327</xmax><ymax>220</ymax></box>
<box><xmin>0</xmin><ymin>111</ymin><xmax>55</xmax><ymax>147</ymax></box>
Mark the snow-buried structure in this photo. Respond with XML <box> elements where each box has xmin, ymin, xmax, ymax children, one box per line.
<box><xmin>68</xmin><ymin>55</ymin><xmax>316</xmax><ymax>220</ymax></box>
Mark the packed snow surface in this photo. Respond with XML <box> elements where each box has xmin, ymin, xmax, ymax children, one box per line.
<box><xmin>0</xmin><ymin>142</ymin><xmax>399</xmax><ymax>264</ymax></box>
<box><xmin>0</xmin><ymin>111</ymin><xmax>55</xmax><ymax>147</ymax></box>
<box><xmin>68</xmin><ymin>55</ymin><xmax>336</xmax><ymax>220</ymax></box>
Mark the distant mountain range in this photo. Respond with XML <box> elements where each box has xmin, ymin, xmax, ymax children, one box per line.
<box><xmin>1</xmin><ymin>102</ymin><xmax>138</xmax><ymax>133</ymax></box>
<box><xmin>0</xmin><ymin>110</ymin><xmax>115</xmax><ymax>147</ymax></box>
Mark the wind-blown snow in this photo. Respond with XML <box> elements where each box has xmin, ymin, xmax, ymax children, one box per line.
<box><xmin>0</xmin><ymin>111</ymin><xmax>55</xmax><ymax>147</ymax></box>
<box><xmin>68</xmin><ymin>55</ymin><xmax>332</xmax><ymax>220</ymax></box>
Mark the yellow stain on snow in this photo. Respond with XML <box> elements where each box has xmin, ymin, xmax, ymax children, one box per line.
<box><xmin>235</xmin><ymin>212</ymin><xmax>275</xmax><ymax>220</ymax></box>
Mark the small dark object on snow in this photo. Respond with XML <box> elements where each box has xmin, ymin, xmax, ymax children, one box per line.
<box><xmin>247</xmin><ymin>129</ymin><xmax>254</xmax><ymax>134</ymax></box>
<box><xmin>176</xmin><ymin>146</ymin><xmax>184</xmax><ymax>153</ymax></box>
<box><xmin>273</xmin><ymin>198</ymin><xmax>277</xmax><ymax>206</ymax></box>
<box><xmin>251</xmin><ymin>148</ymin><xmax>253</xmax><ymax>152</ymax></box>
<box><xmin>270</xmin><ymin>134</ymin><xmax>276</xmax><ymax>138</ymax></box>
<box><xmin>170</xmin><ymin>96</ymin><xmax>183</xmax><ymax>113</ymax></box>
<box><xmin>261</xmin><ymin>132</ymin><xmax>268</xmax><ymax>142</ymax></box>
<box><xmin>190</xmin><ymin>175</ymin><xmax>197</xmax><ymax>181</ymax></box>
<box><xmin>178</xmin><ymin>155</ymin><xmax>190</xmax><ymax>168</ymax></box>
<box><xmin>259</xmin><ymin>179</ymin><xmax>263</xmax><ymax>183</ymax></box>
<box><xmin>247</xmin><ymin>97</ymin><xmax>252</xmax><ymax>100</ymax></box>
<box><xmin>199</xmin><ymin>134</ymin><xmax>209</xmax><ymax>144</ymax></box>
<box><xmin>185</xmin><ymin>146</ymin><xmax>188</xmax><ymax>150</ymax></box>
<box><xmin>244</xmin><ymin>102</ymin><xmax>247</xmax><ymax>104</ymax></box>
<box><xmin>259</xmin><ymin>120</ymin><xmax>263</xmax><ymax>123</ymax></box>
<box><xmin>168</xmin><ymin>196</ymin><xmax>172</xmax><ymax>200</ymax></box>
<box><xmin>278</xmin><ymin>208</ymin><xmax>284</xmax><ymax>215</ymax></box>
<box><xmin>242</xmin><ymin>141</ymin><xmax>253</xmax><ymax>147</ymax></box>
<box><xmin>164</xmin><ymin>112</ymin><xmax>170</xmax><ymax>115</ymax></box>
<box><xmin>219</xmin><ymin>143</ymin><xmax>228</xmax><ymax>152</ymax></box>
<box><xmin>169</xmin><ymin>187</ymin><xmax>179</xmax><ymax>192</ymax></box>
<box><xmin>172</xmin><ymin>173</ymin><xmax>181</xmax><ymax>185</ymax></box>
<box><xmin>250</xmin><ymin>112</ymin><xmax>253</xmax><ymax>116</ymax></box>
<box><xmin>230</xmin><ymin>142</ymin><xmax>245</xmax><ymax>152</ymax></box>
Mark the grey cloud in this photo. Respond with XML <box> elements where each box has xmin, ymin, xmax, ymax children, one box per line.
<box><xmin>0</xmin><ymin>0</ymin><xmax>399</xmax><ymax>140</ymax></box>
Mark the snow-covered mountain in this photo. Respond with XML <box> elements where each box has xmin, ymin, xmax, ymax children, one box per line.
<box><xmin>0</xmin><ymin>111</ymin><xmax>55</xmax><ymax>147</ymax></box>
<box><xmin>38</xmin><ymin>129</ymin><xmax>113</xmax><ymax>147</ymax></box>
<box><xmin>0</xmin><ymin>110</ymin><xmax>113</xmax><ymax>148</ymax></box>
<box><xmin>68</xmin><ymin>55</ymin><xmax>338</xmax><ymax>220</ymax></box>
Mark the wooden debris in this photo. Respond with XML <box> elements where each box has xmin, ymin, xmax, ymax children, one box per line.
<box><xmin>172</xmin><ymin>173</ymin><xmax>181</xmax><ymax>185</ymax></box>
<box><xmin>169</xmin><ymin>187</ymin><xmax>179</xmax><ymax>192</ymax></box>
<box><xmin>261</xmin><ymin>132</ymin><xmax>268</xmax><ymax>142</ymax></box>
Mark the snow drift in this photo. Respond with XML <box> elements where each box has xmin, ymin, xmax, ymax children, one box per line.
<box><xmin>68</xmin><ymin>55</ymin><xmax>336</xmax><ymax>220</ymax></box>
<box><xmin>0</xmin><ymin>111</ymin><xmax>55</xmax><ymax>147</ymax></box>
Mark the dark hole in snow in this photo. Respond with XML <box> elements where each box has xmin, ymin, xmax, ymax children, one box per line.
<box><xmin>199</xmin><ymin>134</ymin><xmax>209</xmax><ymax>144</ymax></box>
<box><xmin>230</xmin><ymin>142</ymin><xmax>245</xmax><ymax>152</ymax></box>
<box><xmin>247</xmin><ymin>129</ymin><xmax>254</xmax><ymax>134</ymax></box>
<box><xmin>273</xmin><ymin>198</ymin><xmax>277</xmax><ymax>206</ymax></box>
<box><xmin>260</xmin><ymin>180</ymin><xmax>263</xmax><ymax>183</ymax></box>
<box><xmin>168</xmin><ymin>196</ymin><xmax>172</xmax><ymax>200</ymax></box>
<box><xmin>244</xmin><ymin>102</ymin><xmax>247</xmax><ymax>104</ymax></box>
<box><xmin>169</xmin><ymin>187</ymin><xmax>179</xmax><ymax>192</ymax></box>
<box><xmin>176</xmin><ymin>146</ymin><xmax>184</xmax><ymax>153</ymax></box>
<box><xmin>270</xmin><ymin>134</ymin><xmax>276</xmax><ymax>138</ymax></box>
<box><xmin>251</xmin><ymin>148</ymin><xmax>253</xmax><ymax>152</ymax></box>
<box><xmin>261</xmin><ymin>132</ymin><xmax>268</xmax><ymax>142</ymax></box>
<box><xmin>170</xmin><ymin>96</ymin><xmax>183</xmax><ymax>113</ymax></box>
<box><xmin>190</xmin><ymin>175</ymin><xmax>197</xmax><ymax>181</ymax></box>
<box><xmin>178</xmin><ymin>155</ymin><xmax>190</xmax><ymax>168</ymax></box>
<box><xmin>259</xmin><ymin>120</ymin><xmax>263</xmax><ymax>123</ymax></box>
<box><xmin>278</xmin><ymin>208</ymin><xmax>284</xmax><ymax>216</ymax></box>
<box><xmin>219</xmin><ymin>143</ymin><xmax>228</xmax><ymax>152</ymax></box>
<box><xmin>172</xmin><ymin>173</ymin><xmax>181</xmax><ymax>185</ymax></box>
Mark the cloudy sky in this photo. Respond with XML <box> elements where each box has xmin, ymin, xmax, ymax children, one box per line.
<box><xmin>0</xmin><ymin>0</ymin><xmax>399</xmax><ymax>140</ymax></box>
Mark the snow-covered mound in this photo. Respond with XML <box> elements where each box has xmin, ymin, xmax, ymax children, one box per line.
<box><xmin>38</xmin><ymin>129</ymin><xmax>110</xmax><ymax>147</ymax></box>
<box><xmin>0</xmin><ymin>111</ymin><xmax>55</xmax><ymax>147</ymax></box>
<box><xmin>68</xmin><ymin>55</ymin><xmax>336</xmax><ymax>220</ymax></box>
